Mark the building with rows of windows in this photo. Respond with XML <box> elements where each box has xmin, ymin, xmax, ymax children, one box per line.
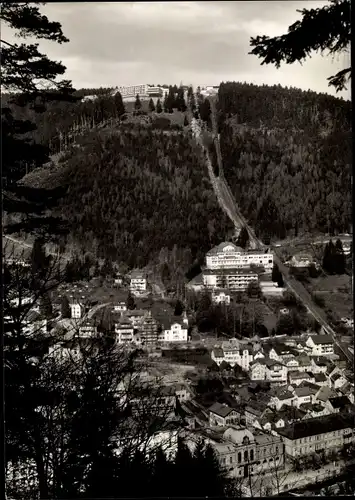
<box><xmin>206</xmin><ymin>242</ymin><xmax>273</xmax><ymax>271</ymax></box>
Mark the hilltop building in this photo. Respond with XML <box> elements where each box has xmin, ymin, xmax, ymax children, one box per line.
<box><xmin>205</xmin><ymin>242</ymin><xmax>273</xmax><ymax>271</ymax></box>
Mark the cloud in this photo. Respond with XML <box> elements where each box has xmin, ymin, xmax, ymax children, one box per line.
<box><xmin>2</xmin><ymin>1</ymin><xmax>350</xmax><ymax>98</ymax></box>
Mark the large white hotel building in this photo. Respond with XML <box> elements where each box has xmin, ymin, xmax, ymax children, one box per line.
<box><xmin>201</xmin><ymin>242</ymin><xmax>273</xmax><ymax>292</ymax></box>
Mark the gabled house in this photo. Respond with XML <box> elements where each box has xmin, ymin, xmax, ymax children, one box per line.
<box><xmin>310</xmin><ymin>357</ymin><xmax>328</xmax><ymax>374</ymax></box>
<box><xmin>297</xmin><ymin>356</ymin><xmax>313</xmax><ymax>372</ymax></box>
<box><xmin>249</xmin><ymin>359</ymin><xmax>266</xmax><ymax>381</ymax></box>
<box><xmin>313</xmin><ymin>372</ymin><xmax>329</xmax><ymax>387</ymax></box>
<box><xmin>306</xmin><ymin>335</ymin><xmax>334</xmax><ymax>356</ymax></box>
<box><xmin>244</xmin><ymin>401</ymin><xmax>273</xmax><ymax>426</ymax></box>
<box><xmin>162</xmin><ymin>315</ymin><xmax>188</xmax><ymax>342</ymax></box>
<box><xmin>329</xmin><ymin>372</ymin><xmax>348</xmax><ymax>390</ymax></box>
<box><xmin>209</xmin><ymin>402</ymin><xmax>240</xmax><ymax>427</ymax></box>
<box><xmin>299</xmin><ymin>403</ymin><xmax>331</xmax><ymax>419</ymax></box>
<box><xmin>78</xmin><ymin>320</ymin><xmax>97</xmax><ymax>338</ymax></box>
<box><xmin>284</xmin><ymin>357</ymin><xmax>300</xmax><ymax>372</ymax></box>
<box><xmin>288</xmin><ymin>370</ymin><xmax>315</xmax><ymax>386</ymax></box>
<box><xmin>269</xmin><ymin>389</ymin><xmax>295</xmax><ymax>411</ymax></box>
<box><xmin>211</xmin><ymin>348</ymin><xmax>225</xmax><ymax>366</ymax></box>
<box><xmin>69</xmin><ymin>301</ymin><xmax>84</xmax><ymax>319</ymax></box>
<box><xmin>315</xmin><ymin>385</ymin><xmax>338</xmax><ymax>406</ymax></box>
<box><xmin>265</xmin><ymin>359</ymin><xmax>287</xmax><ymax>385</ymax></box>
<box><xmin>292</xmin><ymin>386</ymin><xmax>316</xmax><ymax>408</ymax></box>
<box><xmin>325</xmin><ymin>396</ymin><xmax>352</xmax><ymax>414</ymax></box>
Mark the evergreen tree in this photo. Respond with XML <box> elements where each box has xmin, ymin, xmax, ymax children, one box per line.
<box><xmin>2</xmin><ymin>3</ymin><xmax>78</xmax><ymax>228</ymax></box>
<box><xmin>134</xmin><ymin>94</ymin><xmax>142</xmax><ymax>111</ymax></box>
<box><xmin>202</xmin><ymin>443</ymin><xmax>230</xmax><ymax>496</ymax></box>
<box><xmin>236</xmin><ymin>226</ymin><xmax>249</xmax><ymax>249</ymax></box>
<box><xmin>126</xmin><ymin>291</ymin><xmax>136</xmax><ymax>310</ymax></box>
<box><xmin>272</xmin><ymin>263</ymin><xmax>284</xmax><ymax>287</ymax></box>
<box><xmin>323</xmin><ymin>239</ymin><xmax>336</xmax><ymax>274</ymax></box>
<box><xmin>183</xmin><ymin>115</ymin><xmax>189</xmax><ymax>126</ymax></box>
<box><xmin>276</xmin><ymin>313</ymin><xmax>294</xmax><ymax>336</ymax></box>
<box><xmin>173</xmin><ymin>437</ymin><xmax>195</xmax><ymax>497</ymax></box>
<box><xmin>30</xmin><ymin>238</ymin><xmax>48</xmax><ymax>276</ymax></box>
<box><xmin>161</xmin><ymin>262</ymin><xmax>171</xmax><ymax>288</ymax></box>
<box><xmin>163</xmin><ymin>94</ymin><xmax>169</xmax><ymax>113</ymax></box>
<box><xmin>114</xmin><ymin>91</ymin><xmax>125</xmax><ymax>117</ymax></box>
<box><xmin>250</xmin><ymin>0</ymin><xmax>351</xmax><ymax>92</ymax></box>
<box><xmin>150</xmin><ymin>447</ymin><xmax>173</xmax><ymax>497</ymax></box>
<box><xmin>174</xmin><ymin>299</ymin><xmax>184</xmax><ymax>316</ymax></box>
<box><xmin>101</xmin><ymin>257</ymin><xmax>114</xmax><ymax>278</ymax></box>
<box><xmin>61</xmin><ymin>295</ymin><xmax>71</xmax><ymax>318</ymax></box>
<box><xmin>148</xmin><ymin>98</ymin><xmax>156</xmax><ymax>112</ymax></box>
<box><xmin>156</xmin><ymin>98</ymin><xmax>163</xmax><ymax>113</ymax></box>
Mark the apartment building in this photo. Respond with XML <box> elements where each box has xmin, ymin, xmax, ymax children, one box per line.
<box><xmin>116</xmin><ymin>84</ymin><xmax>149</xmax><ymax>98</ymax></box>
<box><xmin>276</xmin><ymin>413</ymin><xmax>355</xmax><ymax>458</ymax></box>
<box><xmin>115</xmin><ymin>318</ymin><xmax>135</xmax><ymax>344</ymax></box>
<box><xmin>129</xmin><ymin>270</ymin><xmax>147</xmax><ymax>295</ymax></box>
<box><xmin>206</xmin><ymin>242</ymin><xmax>273</xmax><ymax>271</ymax></box>
<box><xmin>203</xmin><ymin>268</ymin><xmax>259</xmax><ymax>291</ymax></box>
<box><xmin>211</xmin><ymin>343</ymin><xmax>254</xmax><ymax>370</ymax></box>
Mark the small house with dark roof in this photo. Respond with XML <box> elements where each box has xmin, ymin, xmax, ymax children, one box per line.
<box><xmin>325</xmin><ymin>396</ymin><xmax>352</xmax><ymax>414</ymax></box>
<box><xmin>299</xmin><ymin>403</ymin><xmax>331</xmax><ymax>419</ymax></box>
<box><xmin>329</xmin><ymin>371</ymin><xmax>348</xmax><ymax>390</ymax></box>
<box><xmin>276</xmin><ymin>413</ymin><xmax>355</xmax><ymax>458</ymax></box>
<box><xmin>209</xmin><ymin>402</ymin><xmax>240</xmax><ymax>427</ymax></box>
<box><xmin>288</xmin><ymin>370</ymin><xmax>314</xmax><ymax>386</ymax></box>
<box><xmin>211</xmin><ymin>348</ymin><xmax>225</xmax><ymax>366</ymax></box>
<box><xmin>269</xmin><ymin>389</ymin><xmax>295</xmax><ymax>411</ymax></box>
<box><xmin>315</xmin><ymin>385</ymin><xmax>338</xmax><ymax>405</ymax></box>
<box><xmin>313</xmin><ymin>372</ymin><xmax>328</xmax><ymax>386</ymax></box>
<box><xmin>292</xmin><ymin>386</ymin><xmax>317</xmax><ymax>407</ymax></box>
<box><xmin>306</xmin><ymin>334</ymin><xmax>334</xmax><ymax>356</ymax></box>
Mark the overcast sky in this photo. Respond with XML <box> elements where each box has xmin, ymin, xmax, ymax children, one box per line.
<box><xmin>4</xmin><ymin>1</ymin><xmax>351</xmax><ymax>99</ymax></box>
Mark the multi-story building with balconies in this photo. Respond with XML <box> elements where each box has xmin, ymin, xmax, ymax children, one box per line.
<box><xmin>203</xmin><ymin>268</ymin><xmax>258</xmax><ymax>291</ymax></box>
<box><xmin>206</xmin><ymin>242</ymin><xmax>273</xmax><ymax>271</ymax></box>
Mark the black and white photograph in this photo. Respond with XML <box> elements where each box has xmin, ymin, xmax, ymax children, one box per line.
<box><xmin>2</xmin><ymin>1</ymin><xmax>353</xmax><ymax>498</ymax></box>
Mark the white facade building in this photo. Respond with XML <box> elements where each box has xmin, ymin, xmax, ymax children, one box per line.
<box><xmin>70</xmin><ymin>302</ymin><xmax>84</xmax><ymax>319</ymax></box>
<box><xmin>203</xmin><ymin>268</ymin><xmax>258</xmax><ymax>291</ymax></box>
<box><xmin>164</xmin><ymin>321</ymin><xmax>188</xmax><ymax>342</ymax></box>
<box><xmin>306</xmin><ymin>335</ymin><xmax>334</xmax><ymax>356</ymax></box>
<box><xmin>206</xmin><ymin>242</ymin><xmax>273</xmax><ymax>271</ymax></box>
<box><xmin>130</xmin><ymin>271</ymin><xmax>147</xmax><ymax>294</ymax></box>
<box><xmin>115</xmin><ymin>318</ymin><xmax>135</xmax><ymax>344</ymax></box>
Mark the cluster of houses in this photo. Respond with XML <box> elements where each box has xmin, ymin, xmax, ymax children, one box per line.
<box><xmin>187</xmin><ymin>241</ymin><xmax>283</xmax><ymax>296</ymax></box>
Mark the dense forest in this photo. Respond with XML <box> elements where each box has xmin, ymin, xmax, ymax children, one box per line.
<box><xmin>21</xmin><ymin>124</ymin><xmax>233</xmax><ymax>273</ymax></box>
<box><xmin>217</xmin><ymin>82</ymin><xmax>352</xmax><ymax>241</ymax></box>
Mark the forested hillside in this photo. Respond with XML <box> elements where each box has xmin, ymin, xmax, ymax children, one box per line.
<box><xmin>217</xmin><ymin>82</ymin><xmax>352</xmax><ymax>242</ymax></box>
<box><xmin>22</xmin><ymin>124</ymin><xmax>233</xmax><ymax>272</ymax></box>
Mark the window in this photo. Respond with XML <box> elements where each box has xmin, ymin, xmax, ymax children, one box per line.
<box><xmin>244</xmin><ymin>450</ymin><xmax>248</xmax><ymax>462</ymax></box>
<box><xmin>238</xmin><ymin>452</ymin><xmax>241</xmax><ymax>463</ymax></box>
<box><xmin>230</xmin><ymin>457</ymin><xmax>233</xmax><ymax>464</ymax></box>
<box><xmin>276</xmin><ymin>446</ymin><xmax>279</xmax><ymax>454</ymax></box>
<box><xmin>250</xmin><ymin>449</ymin><xmax>254</xmax><ymax>461</ymax></box>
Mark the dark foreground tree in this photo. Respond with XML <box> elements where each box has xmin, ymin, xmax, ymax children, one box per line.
<box><xmin>1</xmin><ymin>2</ymin><xmax>78</xmax><ymax>233</ymax></box>
<box><xmin>249</xmin><ymin>0</ymin><xmax>351</xmax><ymax>92</ymax></box>
<box><xmin>156</xmin><ymin>98</ymin><xmax>163</xmax><ymax>113</ymax></box>
<box><xmin>148</xmin><ymin>98</ymin><xmax>156</xmax><ymax>112</ymax></box>
<box><xmin>134</xmin><ymin>94</ymin><xmax>142</xmax><ymax>111</ymax></box>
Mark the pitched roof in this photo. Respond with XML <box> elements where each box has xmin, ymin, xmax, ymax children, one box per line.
<box><xmin>277</xmin><ymin>413</ymin><xmax>355</xmax><ymax>440</ymax></box>
<box><xmin>316</xmin><ymin>386</ymin><xmax>337</xmax><ymax>402</ymax></box>
<box><xmin>308</xmin><ymin>334</ymin><xmax>333</xmax><ymax>345</ymax></box>
<box><xmin>209</xmin><ymin>402</ymin><xmax>235</xmax><ymax>418</ymax></box>
<box><xmin>328</xmin><ymin>396</ymin><xmax>351</xmax><ymax>409</ymax></box>
<box><xmin>206</xmin><ymin>242</ymin><xmax>242</xmax><ymax>255</ymax></box>
<box><xmin>130</xmin><ymin>270</ymin><xmax>146</xmax><ymax>279</ymax></box>
<box><xmin>298</xmin><ymin>381</ymin><xmax>320</xmax><ymax>394</ymax></box>
<box><xmin>212</xmin><ymin>348</ymin><xmax>224</xmax><ymax>358</ymax></box>
<box><xmin>294</xmin><ymin>386</ymin><xmax>314</xmax><ymax>398</ymax></box>
<box><xmin>314</xmin><ymin>373</ymin><xmax>327</xmax><ymax>383</ymax></box>
<box><xmin>289</xmin><ymin>371</ymin><xmax>311</xmax><ymax>380</ymax></box>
